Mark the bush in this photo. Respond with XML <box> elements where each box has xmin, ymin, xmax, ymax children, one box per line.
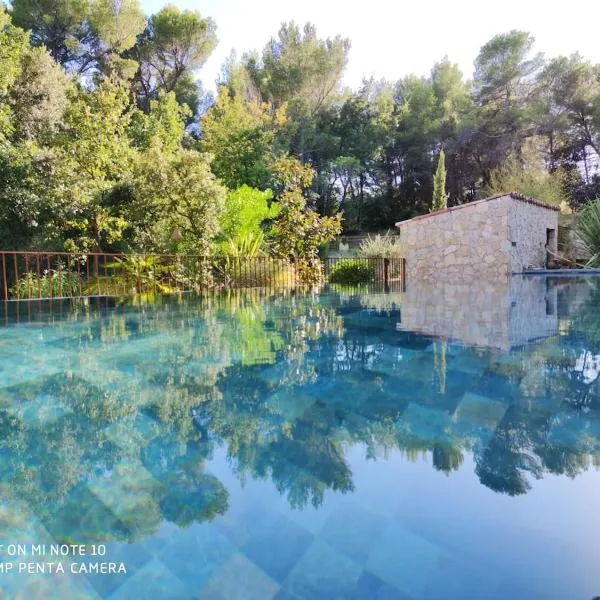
<box><xmin>220</xmin><ymin>186</ymin><xmax>279</xmax><ymax>241</ymax></box>
<box><xmin>11</xmin><ymin>269</ymin><xmax>79</xmax><ymax>299</ymax></box>
<box><xmin>219</xmin><ymin>257</ymin><xmax>296</xmax><ymax>288</ymax></box>
<box><xmin>220</xmin><ymin>232</ymin><xmax>264</xmax><ymax>258</ymax></box>
<box><xmin>328</xmin><ymin>260</ymin><xmax>375</xmax><ymax>285</ymax></box>
<box><xmin>358</xmin><ymin>232</ymin><xmax>402</xmax><ymax>259</ymax></box>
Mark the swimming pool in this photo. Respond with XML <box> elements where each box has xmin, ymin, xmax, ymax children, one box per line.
<box><xmin>0</xmin><ymin>276</ymin><xmax>599</xmax><ymax>599</ymax></box>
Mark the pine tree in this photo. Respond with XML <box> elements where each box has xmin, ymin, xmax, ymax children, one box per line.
<box><xmin>431</xmin><ymin>150</ymin><xmax>449</xmax><ymax>212</ymax></box>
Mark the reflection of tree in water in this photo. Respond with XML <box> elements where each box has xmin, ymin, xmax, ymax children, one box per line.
<box><xmin>3</xmin><ymin>282</ymin><xmax>600</xmax><ymax>543</ymax></box>
<box><xmin>142</xmin><ymin>434</ymin><xmax>229</xmax><ymax>528</ymax></box>
<box><xmin>432</xmin><ymin>444</ymin><xmax>464</xmax><ymax>474</ymax></box>
<box><xmin>0</xmin><ymin>374</ymin><xmax>229</xmax><ymax>543</ymax></box>
<box><xmin>201</xmin><ymin>285</ymin><xmax>600</xmax><ymax>500</ymax></box>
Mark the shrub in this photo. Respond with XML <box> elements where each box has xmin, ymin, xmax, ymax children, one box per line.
<box><xmin>219</xmin><ymin>257</ymin><xmax>296</xmax><ymax>288</ymax></box>
<box><xmin>270</xmin><ymin>158</ymin><xmax>342</xmax><ymax>285</ymax></box>
<box><xmin>328</xmin><ymin>260</ymin><xmax>375</xmax><ymax>285</ymax></box>
<box><xmin>358</xmin><ymin>232</ymin><xmax>402</xmax><ymax>259</ymax></box>
<box><xmin>221</xmin><ymin>231</ymin><xmax>264</xmax><ymax>259</ymax></box>
<box><xmin>11</xmin><ymin>268</ymin><xmax>79</xmax><ymax>299</ymax></box>
<box><xmin>220</xmin><ymin>186</ymin><xmax>279</xmax><ymax>241</ymax></box>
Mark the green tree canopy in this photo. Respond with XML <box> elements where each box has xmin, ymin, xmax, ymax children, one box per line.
<box><xmin>130</xmin><ymin>5</ymin><xmax>217</xmax><ymax>114</ymax></box>
<box><xmin>134</xmin><ymin>148</ymin><xmax>226</xmax><ymax>254</ymax></box>
<box><xmin>201</xmin><ymin>86</ymin><xmax>284</xmax><ymax>189</ymax></box>
<box><xmin>10</xmin><ymin>0</ymin><xmax>146</xmax><ymax>74</ymax></box>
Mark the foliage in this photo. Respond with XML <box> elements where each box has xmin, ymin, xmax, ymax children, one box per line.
<box><xmin>222</xmin><ymin>232</ymin><xmax>264</xmax><ymax>259</ymax></box>
<box><xmin>9</xmin><ymin>47</ymin><xmax>70</xmax><ymax>142</ymax></box>
<box><xmin>55</xmin><ymin>80</ymin><xmax>135</xmax><ymax>251</ymax></box>
<box><xmin>358</xmin><ymin>232</ymin><xmax>403</xmax><ymax>259</ymax></box>
<box><xmin>134</xmin><ymin>148</ymin><xmax>226</xmax><ymax>254</ymax></box>
<box><xmin>10</xmin><ymin>0</ymin><xmax>146</xmax><ymax>74</ymax></box>
<box><xmin>10</xmin><ymin>268</ymin><xmax>79</xmax><ymax>299</ymax></box>
<box><xmin>104</xmin><ymin>255</ymin><xmax>175</xmax><ymax>294</ymax></box>
<box><xmin>2</xmin><ymin>3</ymin><xmax>600</xmax><ymax>259</ymax></box>
<box><xmin>0</xmin><ymin>8</ymin><xmax>29</xmax><ymax>139</ymax></box>
<box><xmin>129</xmin><ymin>92</ymin><xmax>189</xmax><ymax>153</ymax></box>
<box><xmin>245</xmin><ymin>22</ymin><xmax>350</xmax><ymax>160</ymax></box>
<box><xmin>572</xmin><ymin>175</ymin><xmax>600</xmax><ymax>209</ymax></box>
<box><xmin>0</xmin><ymin>144</ymin><xmax>59</xmax><ymax>250</ymax></box>
<box><xmin>246</xmin><ymin>22</ymin><xmax>350</xmax><ymax>113</ymax></box>
<box><xmin>270</xmin><ymin>159</ymin><xmax>342</xmax><ymax>284</ymax></box>
<box><xmin>328</xmin><ymin>260</ymin><xmax>375</xmax><ymax>285</ymax></box>
<box><xmin>431</xmin><ymin>150</ymin><xmax>449</xmax><ymax>212</ymax></box>
<box><xmin>220</xmin><ymin>185</ymin><xmax>279</xmax><ymax>242</ymax></box>
<box><xmin>201</xmin><ymin>87</ymin><xmax>284</xmax><ymax>189</ymax></box>
<box><xmin>577</xmin><ymin>199</ymin><xmax>600</xmax><ymax>266</ymax></box>
<box><xmin>486</xmin><ymin>156</ymin><xmax>570</xmax><ymax>210</ymax></box>
<box><xmin>222</xmin><ymin>255</ymin><xmax>296</xmax><ymax>288</ymax></box>
<box><xmin>130</xmin><ymin>5</ymin><xmax>216</xmax><ymax>114</ymax></box>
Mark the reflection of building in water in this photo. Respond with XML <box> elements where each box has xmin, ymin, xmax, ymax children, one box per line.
<box><xmin>398</xmin><ymin>275</ymin><xmax>559</xmax><ymax>350</ymax></box>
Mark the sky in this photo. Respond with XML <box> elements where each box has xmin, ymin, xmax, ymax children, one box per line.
<box><xmin>140</xmin><ymin>0</ymin><xmax>600</xmax><ymax>92</ymax></box>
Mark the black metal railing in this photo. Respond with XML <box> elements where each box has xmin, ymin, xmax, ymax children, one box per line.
<box><xmin>0</xmin><ymin>251</ymin><xmax>405</xmax><ymax>302</ymax></box>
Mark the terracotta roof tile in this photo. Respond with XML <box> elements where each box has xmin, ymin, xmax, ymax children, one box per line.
<box><xmin>395</xmin><ymin>192</ymin><xmax>559</xmax><ymax>228</ymax></box>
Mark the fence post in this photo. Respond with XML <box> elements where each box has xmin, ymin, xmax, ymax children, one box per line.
<box><xmin>383</xmin><ymin>258</ymin><xmax>389</xmax><ymax>287</ymax></box>
<box><xmin>402</xmin><ymin>258</ymin><xmax>407</xmax><ymax>292</ymax></box>
<box><xmin>2</xmin><ymin>254</ymin><xmax>7</xmax><ymax>303</ymax></box>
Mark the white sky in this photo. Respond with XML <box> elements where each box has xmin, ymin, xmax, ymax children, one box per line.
<box><xmin>141</xmin><ymin>0</ymin><xmax>600</xmax><ymax>92</ymax></box>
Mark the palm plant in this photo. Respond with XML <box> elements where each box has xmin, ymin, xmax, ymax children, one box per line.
<box><xmin>578</xmin><ymin>199</ymin><xmax>600</xmax><ymax>267</ymax></box>
<box><xmin>102</xmin><ymin>255</ymin><xmax>175</xmax><ymax>294</ymax></box>
<box><xmin>223</xmin><ymin>231</ymin><xmax>264</xmax><ymax>259</ymax></box>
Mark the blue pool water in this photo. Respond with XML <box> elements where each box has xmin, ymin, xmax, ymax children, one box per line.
<box><xmin>0</xmin><ymin>276</ymin><xmax>600</xmax><ymax>599</ymax></box>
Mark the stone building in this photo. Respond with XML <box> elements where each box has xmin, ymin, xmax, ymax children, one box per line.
<box><xmin>395</xmin><ymin>193</ymin><xmax>559</xmax><ymax>283</ymax></box>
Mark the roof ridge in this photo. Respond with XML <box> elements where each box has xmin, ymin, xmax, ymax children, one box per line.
<box><xmin>395</xmin><ymin>192</ymin><xmax>559</xmax><ymax>227</ymax></box>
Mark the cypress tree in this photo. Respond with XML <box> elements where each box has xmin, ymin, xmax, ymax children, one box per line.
<box><xmin>431</xmin><ymin>150</ymin><xmax>449</xmax><ymax>212</ymax></box>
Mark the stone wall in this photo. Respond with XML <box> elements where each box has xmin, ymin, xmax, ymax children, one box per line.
<box><xmin>397</xmin><ymin>195</ymin><xmax>511</xmax><ymax>283</ymax></box>
<box><xmin>508</xmin><ymin>199</ymin><xmax>558</xmax><ymax>273</ymax></box>
<box><xmin>396</xmin><ymin>194</ymin><xmax>559</xmax><ymax>282</ymax></box>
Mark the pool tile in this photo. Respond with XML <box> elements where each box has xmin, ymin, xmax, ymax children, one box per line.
<box><xmin>5</xmin><ymin>393</ymin><xmax>73</xmax><ymax>428</ymax></box>
<box><xmin>141</xmin><ymin>521</ymin><xmax>183</xmax><ymax>556</ymax></box>
<box><xmin>282</xmin><ymin>540</ymin><xmax>362</xmax><ymax>599</ymax></box>
<box><xmin>317</xmin><ymin>503</ymin><xmax>386</xmax><ymax>565</ymax></box>
<box><xmin>265</xmin><ymin>391</ymin><xmax>316</xmax><ymax>423</ymax></box>
<box><xmin>103</xmin><ymin>412</ymin><xmax>161</xmax><ymax>451</ymax></box>
<box><xmin>6</xmin><ymin>569</ymin><xmax>102</xmax><ymax>600</ymax></box>
<box><xmin>84</xmin><ymin>540</ymin><xmax>152</xmax><ymax>597</ymax></box>
<box><xmin>199</xmin><ymin>552</ymin><xmax>279</xmax><ymax>600</ymax></box>
<box><xmin>108</xmin><ymin>558</ymin><xmax>191</xmax><ymax>600</ymax></box>
<box><xmin>158</xmin><ymin>524</ymin><xmax>235</xmax><ymax>590</ymax></box>
<box><xmin>453</xmin><ymin>392</ymin><xmax>508</xmax><ymax>429</ymax></box>
<box><xmin>494</xmin><ymin>577</ymin><xmax>555</xmax><ymax>600</ymax></box>
<box><xmin>285</xmin><ymin>502</ymin><xmax>335</xmax><ymax>536</ymax></box>
<box><xmin>365</xmin><ymin>523</ymin><xmax>442</xmax><ymax>598</ymax></box>
<box><xmin>272</xmin><ymin>590</ymin><xmax>298</xmax><ymax>600</ymax></box>
<box><xmin>421</xmin><ymin>554</ymin><xmax>501</xmax><ymax>599</ymax></box>
<box><xmin>86</xmin><ymin>460</ymin><xmax>166</xmax><ymax>538</ymax></box>
<box><xmin>43</xmin><ymin>484</ymin><xmax>130</xmax><ymax>544</ymax></box>
<box><xmin>241</xmin><ymin>512</ymin><xmax>313</xmax><ymax>582</ymax></box>
<box><xmin>395</xmin><ymin>403</ymin><xmax>453</xmax><ymax>445</ymax></box>
<box><xmin>344</xmin><ymin>570</ymin><xmax>414</xmax><ymax>599</ymax></box>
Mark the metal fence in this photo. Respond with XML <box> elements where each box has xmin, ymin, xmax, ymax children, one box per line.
<box><xmin>0</xmin><ymin>252</ymin><xmax>406</xmax><ymax>302</ymax></box>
